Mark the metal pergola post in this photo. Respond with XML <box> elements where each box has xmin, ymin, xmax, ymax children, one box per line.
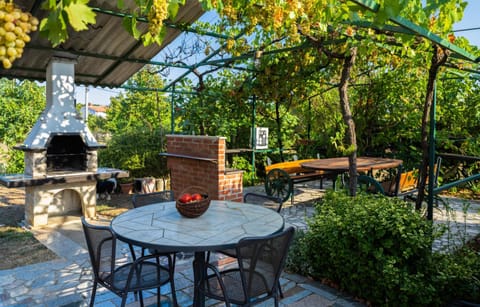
<box><xmin>170</xmin><ymin>84</ymin><xmax>176</xmax><ymax>134</ymax></box>
<box><xmin>251</xmin><ymin>95</ymin><xmax>257</xmax><ymax>176</ymax></box>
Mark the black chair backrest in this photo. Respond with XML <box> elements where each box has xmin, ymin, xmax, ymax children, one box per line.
<box><xmin>243</xmin><ymin>192</ymin><xmax>283</xmax><ymax>213</ymax></box>
<box><xmin>132</xmin><ymin>190</ymin><xmax>175</xmax><ymax>208</ymax></box>
<box><xmin>235</xmin><ymin>227</ymin><xmax>295</xmax><ymax>299</ymax></box>
<box><xmin>81</xmin><ymin>217</ymin><xmax>116</xmax><ymax>280</ymax></box>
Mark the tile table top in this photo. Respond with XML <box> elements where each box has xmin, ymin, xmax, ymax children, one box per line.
<box><xmin>110</xmin><ymin>200</ymin><xmax>285</xmax><ymax>252</ymax></box>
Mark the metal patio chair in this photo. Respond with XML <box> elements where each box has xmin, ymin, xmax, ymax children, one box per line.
<box><xmin>243</xmin><ymin>192</ymin><xmax>283</xmax><ymax>213</ymax></box>
<box><xmin>199</xmin><ymin>227</ymin><xmax>295</xmax><ymax>307</ymax></box>
<box><xmin>209</xmin><ymin>192</ymin><xmax>286</xmax><ymax>297</ymax></box>
<box><xmin>131</xmin><ymin>190</ymin><xmax>179</xmax><ymax>302</ymax></box>
<box><xmin>81</xmin><ymin>217</ymin><xmax>178</xmax><ymax>307</ymax></box>
<box><xmin>212</xmin><ymin>192</ymin><xmax>283</xmax><ymax>258</ymax></box>
<box><xmin>132</xmin><ymin>190</ymin><xmax>175</xmax><ymax>208</ymax></box>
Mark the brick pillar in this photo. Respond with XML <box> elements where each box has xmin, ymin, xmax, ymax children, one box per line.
<box><xmin>166</xmin><ymin>135</ymin><xmax>243</xmax><ymax>202</ymax></box>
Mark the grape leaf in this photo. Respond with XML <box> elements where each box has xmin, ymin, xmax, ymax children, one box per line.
<box><xmin>167</xmin><ymin>2</ymin><xmax>180</xmax><ymax>20</ymax></box>
<box><xmin>41</xmin><ymin>0</ymin><xmax>57</xmax><ymax>10</ymax></box>
<box><xmin>39</xmin><ymin>11</ymin><xmax>68</xmax><ymax>46</ymax></box>
<box><xmin>117</xmin><ymin>0</ymin><xmax>126</xmax><ymax>10</ymax></box>
<box><xmin>64</xmin><ymin>0</ymin><xmax>96</xmax><ymax>31</ymax></box>
<box><xmin>122</xmin><ymin>16</ymin><xmax>141</xmax><ymax>40</ymax></box>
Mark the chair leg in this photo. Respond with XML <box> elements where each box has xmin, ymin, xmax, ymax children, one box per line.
<box><xmin>169</xmin><ymin>254</ymin><xmax>179</xmax><ymax>307</ymax></box>
<box><xmin>170</xmin><ymin>277</ymin><xmax>178</xmax><ymax>307</ymax></box>
<box><xmin>120</xmin><ymin>293</ymin><xmax>128</xmax><ymax>307</ymax></box>
<box><xmin>89</xmin><ymin>281</ymin><xmax>98</xmax><ymax>307</ymax></box>
<box><xmin>278</xmin><ymin>281</ymin><xmax>284</xmax><ymax>298</ymax></box>
<box><xmin>155</xmin><ymin>256</ymin><xmax>162</xmax><ymax>306</ymax></box>
<box><xmin>139</xmin><ymin>291</ymin><xmax>144</xmax><ymax>307</ymax></box>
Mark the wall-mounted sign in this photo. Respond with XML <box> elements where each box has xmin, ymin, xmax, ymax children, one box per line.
<box><xmin>255</xmin><ymin>127</ymin><xmax>268</xmax><ymax>149</ymax></box>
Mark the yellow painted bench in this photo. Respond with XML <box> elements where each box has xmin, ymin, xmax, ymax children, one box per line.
<box><xmin>264</xmin><ymin>159</ymin><xmax>334</xmax><ymax>202</ymax></box>
<box><xmin>265</xmin><ymin>159</ymin><xmax>317</xmax><ymax>175</ymax></box>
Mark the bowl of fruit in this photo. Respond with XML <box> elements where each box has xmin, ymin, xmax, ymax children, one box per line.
<box><xmin>176</xmin><ymin>186</ymin><xmax>210</xmax><ymax>218</ymax></box>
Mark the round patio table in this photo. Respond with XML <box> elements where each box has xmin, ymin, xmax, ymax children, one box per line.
<box><xmin>110</xmin><ymin>200</ymin><xmax>285</xmax><ymax>307</ymax></box>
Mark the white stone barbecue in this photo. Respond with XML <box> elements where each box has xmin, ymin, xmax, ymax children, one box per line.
<box><xmin>1</xmin><ymin>57</ymin><xmax>127</xmax><ymax>227</ymax></box>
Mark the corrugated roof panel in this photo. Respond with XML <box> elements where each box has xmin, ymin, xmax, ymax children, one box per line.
<box><xmin>0</xmin><ymin>0</ymin><xmax>204</xmax><ymax>87</ymax></box>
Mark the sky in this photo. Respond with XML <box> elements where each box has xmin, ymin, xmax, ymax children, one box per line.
<box><xmin>75</xmin><ymin>2</ymin><xmax>480</xmax><ymax>106</ymax></box>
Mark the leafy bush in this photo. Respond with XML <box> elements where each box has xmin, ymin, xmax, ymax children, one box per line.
<box><xmin>431</xmin><ymin>248</ymin><xmax>480</xmax><ymax>303</ymax></box>
<box><xmin>306</xmin><ymin>192</ymin><xmax>440</xmax><ymax>305</ymax></box>
<box><xmin>231</xmin><ymin>155</ymin><xmax>261</xmax><ymax>187</ymax></box>
<box><xmin>286</xmin><ymin>191</ymin><xmax>480</xmax><ymax>305</ymax></box>
<box><xmin>98</xmin><ymin>128</ymin><xmax>168</xmax><ymax>179</ymax></box>
<box><xmin>285</xmin><ymin>229</ymin><xmax>310</xmax><ymax>276</ymax></box>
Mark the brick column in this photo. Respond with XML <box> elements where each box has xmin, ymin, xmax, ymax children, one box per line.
<box><xmin>166</xmin><ymin>135</ymin><xmax>243</xmax><ymax>202</ymax></box>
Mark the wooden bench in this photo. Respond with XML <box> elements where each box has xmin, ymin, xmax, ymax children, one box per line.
<box><xmin>359</xmin><ymin>168</ymin><xmax>419</xmax><ymax>197</ymax></box>
<box><xmin>361</xmin><ymin>157</ymin><xmax>441</xmax><ymax>199</ymax></box>
<box><xmin>264</xmin><ymin>159</ymin><xmax>334</xmax><ymax>202</ymax></box>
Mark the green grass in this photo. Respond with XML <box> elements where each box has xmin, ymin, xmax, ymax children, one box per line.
<box><xmin>0</xmin><ymin>226</ymin><xmax>33</xmax><ymax>240</ymax></box>
<box><xmin>96</xmin><ymin>204</ymin><xmax>128</xmax><ymax>218</ymax></box>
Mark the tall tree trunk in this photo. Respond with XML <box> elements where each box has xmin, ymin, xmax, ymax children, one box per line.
<box><xmin>339</xmin><ymin>47</ymin><xmax>358</xmax><ymax>196</ymax></box>
<box><xmin>275</xmin><ymin>100</ymin><xmax>284</xmax><ymax>161</ymax></box>
<box><xmin>415</xmin><ymin>46</ymin><xmax>449</xmax><ymax>210</ymax></box>
<box><xmin>199</xmin><ymin>97</ymin><xmax>206</xmax><ymax>135</ymax></box>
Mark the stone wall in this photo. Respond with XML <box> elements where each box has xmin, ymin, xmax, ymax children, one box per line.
<box><xmin>166</xmin><ymin>135</ymin><xmax>243</xmax><ymax>202</ymax></box>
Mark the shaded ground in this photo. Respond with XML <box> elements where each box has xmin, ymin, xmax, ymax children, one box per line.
<box><xmin>0</xmin><ymin>187</ymin><xmax>26</xmax><ymax>227</ymax></box>
<box><xmin>0</xmin><ymin>186</ymin><xmax>133</xmax><ymax>270</ymax></box>
<box><xmin>0</xmin><ymin>187</ymin><xmax>58</xmax><ymax>269</ymax></box>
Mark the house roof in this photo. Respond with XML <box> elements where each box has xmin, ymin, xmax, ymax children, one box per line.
<box><xmin>88</xmin><ymin>104</ymin><xmax>108</xmax><ymax>113</ymax></box>
<box><xmin>0</xmin><ymin>0</ymin><xmax>204</xmax><ymax>88</ymax></box>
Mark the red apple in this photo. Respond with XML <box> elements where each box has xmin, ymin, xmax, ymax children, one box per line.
<box><xmin>179</xmin><ymin>193</ymin><xmax>192</xmax><ymax>203</ymax></box>
<box><xmin>191</xmin><ymin>193</ymin><xmax>203</xmax><ymax>201</ymax></box>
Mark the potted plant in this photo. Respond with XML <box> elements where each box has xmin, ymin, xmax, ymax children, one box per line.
<box><xmin>118</xmin><ymin>177</ymin><xmax>133</xmax><ymax>195</ymax></box>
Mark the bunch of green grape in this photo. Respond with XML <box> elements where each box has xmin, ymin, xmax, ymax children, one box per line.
<box><xmin>147</xmin><ymin>0</ymin><xmax>168</xmax><ymax>38</ymax></box>
<box><xmin>0</xmin><ymin>1</ymin><xmax>39</xmax><ymax>69</ymax></box>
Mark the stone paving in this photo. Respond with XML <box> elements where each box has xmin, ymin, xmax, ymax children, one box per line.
<box><xmin>1</xmin><ymin>181</ymin><xmax>479</xmax><ymax>306</ymax></box>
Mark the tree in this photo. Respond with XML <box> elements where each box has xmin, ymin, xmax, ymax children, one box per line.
<box><xmin>106</xmin><ymin>66</ymin><xmax>170</xmax><ymax>134</ymax></box>
<box><xmin>199</xmin><ymin>0</ymin><xmax>471</xmax><ymax>198</ymax></box>
<box><xmin>99</xmin><ymin>66</ymin><xmax>171</xmax><ymax>178</ymax></box>
<box><xmin>194</xmin><ymin>1</ymin><xmax>395</xmax><ymax>194</ymax></box>
<box><xmin>0</xmin><ymin>79</ymin><xmax>45</xmax><ymax>173</ymax></box>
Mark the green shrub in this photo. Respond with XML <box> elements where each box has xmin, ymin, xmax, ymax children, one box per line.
<box><xmin>304</xmin><ymin>191</ymin><xmax>442</xmax><ymax>305</ymax></box>
<box><xmin>231</xmin><ymin>155</ymin><xmax>261</xmax><ymax>187</ymax></box>
<box><xmin>98</xmin><ymin>128</ymin><xmax>168</xmax><ymax>179</ymax></box>
<box><xmin>285</xmin><ymin>229</ymin><xmax>310</xmax><ymax>276</ymax></box>
<box><xmin>432</xmin><ymin>247</ymin><xmax>480</xmax><ymax>303</ymax></box>
<box><xmin>285</xmin><ymin>191</ymin><xmax>480</xmax><ymax>305</ymax></box>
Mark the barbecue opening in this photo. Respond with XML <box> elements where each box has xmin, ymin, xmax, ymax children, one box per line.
<box><xmin>46</xmin><ymin>134</ymin><xmax>87</xmax><ymax>172</ymax></box>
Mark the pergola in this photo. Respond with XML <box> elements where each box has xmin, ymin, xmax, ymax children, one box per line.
<box><xmin>1</xmin><ymin>0</ymin><xmax>480</xmax><ymax>219</ymax></box>
<box><xmin>1</xmin><ymin>1</ymin><xmax>478</xmax><ymax>85</ymax></box>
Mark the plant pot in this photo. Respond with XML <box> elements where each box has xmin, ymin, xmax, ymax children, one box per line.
<box><xmin>120</xmin><ymin>183</ymin><xmax>133</xmax><ymax>195</ymax></box>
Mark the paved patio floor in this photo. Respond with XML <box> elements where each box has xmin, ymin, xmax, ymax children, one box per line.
<box><xmin>1</xmin><ymin>180</ymin><xmax>479</xmax><ymax>306</ymax></box>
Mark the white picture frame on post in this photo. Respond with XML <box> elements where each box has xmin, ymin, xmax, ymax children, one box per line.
<box><xmin>255</xmin><ymin>127</ymin><xmax>268</xmax><ymax>149</ymax></box>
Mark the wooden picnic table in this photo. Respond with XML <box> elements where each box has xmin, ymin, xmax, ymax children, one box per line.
<box><xmin>301</xmin><ymin>156</ymin><xmax>403</xmax><ymax>173</ymax></box>
<box><xmin>301</xmin><ymin>157</ymin><xmax>403</xmax><ymax>192</ymax></box>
